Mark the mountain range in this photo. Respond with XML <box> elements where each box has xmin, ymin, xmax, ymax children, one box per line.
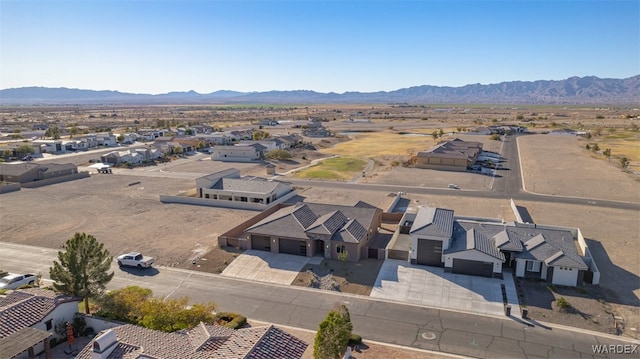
<box><xmin>1</xmin><ymin>75</ymin><xmax>638</xmax><ymax>105</ymax></box>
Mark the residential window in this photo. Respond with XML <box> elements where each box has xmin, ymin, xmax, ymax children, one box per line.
<box><xmin>45</xmin><ymin>319</ymin><xmax>52</xmax><ymax>330</ymax></box>
<box><xmin>526</xmin><ymin>261</ymin><xmax>541</xmax><ymax>272</ymax></box>
<box><xmin>336</xmin><ymin>245</ymin><xmax>345</xmax><ymax>254</ymax></box>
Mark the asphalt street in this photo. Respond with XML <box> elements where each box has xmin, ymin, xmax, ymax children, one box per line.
<box><xmin>1</xmin><ymin>242</ymin><xmax>637</xmax><ymax>359</ymax></box>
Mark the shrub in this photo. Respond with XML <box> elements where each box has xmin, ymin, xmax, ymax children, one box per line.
<box><xmin>557</xmin><ymin>297</ymin><xmax>571</xmax><ymax>309</ymax></box>
<box><xmin>214</xmin><ymin>312</ymin><xmax>247</xmax><ymax>329</ymax></box>
<box><xmin>489</xmin><ymin>134</ymin><xmax>501</xmax><ymax>141</ymax></box>
<box><xmin>348</xmin><ymin>333</ymin><xmax>362</xmax><ymax>346</ymax></box>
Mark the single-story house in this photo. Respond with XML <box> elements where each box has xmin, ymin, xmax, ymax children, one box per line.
<box><xmin>196</xmin><ymin>168</ymin><xmax>293</xmax><ymax>204</ymax></box>
<box><xmin>211</xmin><ymin>143</ymin><xmax>266</xmax><ymax>162</ymax></box>
<box><xmin>96</xmin><ymin>134</ymin><xmax>117</xmax><ymax>147</ymax></box>
<box><xmin>0</xmin><ymin>163</ymin><xmax>78</xmax><ymax>183</ymax></box>
<box><xmin>0</xmin><ymin>288</ymin><xmax>82</xmax><ymax>359</ymax></box>
<box><xmin>243</xmin><ymin>201</ymin><xmax>382</xmax><ymax>262</ymax></box>
<box><xmin>75</xmin><ymin>322</ymin><xmax>307</xmax><ymax>359</ymax></box>
<box><xmin>32</xmin><ymin>140</ymin><xmax>65</xmax><ymax>154</ymax></box>
<box><xmin>404</xmin><ymin>206</ymin><xmax>595</xmax><ymax>286</ymax></box>
<box><xmin>412</xmin><ymin>138</ymin><xmax>482</xmax><ymax>171</ymax></box>
<box><xmin>101</xmin><ymin>148</ymin><xmax>162</xmax><ymax>165</ymax></box>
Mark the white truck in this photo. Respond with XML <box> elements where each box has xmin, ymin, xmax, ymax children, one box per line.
<box><xmin>0</xmin><ymin>273</ymin><xmax>37</xmax><ymax>290</ymax></box>
<box><xmin>116</xmin><ymin>252</ymin><xmax>155</xmax><ymax>269</ymax></box>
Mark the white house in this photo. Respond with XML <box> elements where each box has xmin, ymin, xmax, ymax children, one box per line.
<box><xmin>96</xmin><ymin>134</ymin><xmax>117</xmax><ymax>147</ymax></box>
<box><xmin>33</xmin><ymin>140</ymin><xmax>65</xmax><ymax>154</ymax></box>
<box><xmin>404</xmin><ymin>206</ymin><xmax>595</xmax><ymax>285</ymax></box>
<box><xmin>0</xmin><ymin>288</ymin><xmax>82</xmax><ymax>359</ymax></box>
<box><xmin>196</xmin><ymin>168</ymin><xmax>293</xmax><ymax>205</ymax></box>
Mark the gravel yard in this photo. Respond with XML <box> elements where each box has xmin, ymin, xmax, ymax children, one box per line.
<box><xmin>518</xmin><ymin>134</ymin><xmax>640</xmax><ymax>203</ymax></box>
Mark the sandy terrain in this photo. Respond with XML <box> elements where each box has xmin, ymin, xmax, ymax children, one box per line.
<box><xmin>518</xmin><ymin>134</ymin><xmax>640</xmax><ymax>202</ymax></box>
<box><xmin>0</xmin><ymin>174</ymin><xmax>256</xmax><ymax>267</ymax></box>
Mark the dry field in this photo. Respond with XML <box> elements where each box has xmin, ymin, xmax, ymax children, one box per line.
<box><xmin>518</xmin><ymin>134</ymin><xmax>640</xmax><ymax>202</ymax></box>
<box><xmin>0</xmin><ymin>174</ymin><xmax>256</xmax><ymax>268</ymax></box>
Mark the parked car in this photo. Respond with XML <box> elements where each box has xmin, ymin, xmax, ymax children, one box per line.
<box><xmin>117</xmin><ymin>252</ymin><xmax>154</xmax><ymax>269</ymax></box>
<box><xmin>0</xmin><ymin>273</ymin><xmax>37</xmax><ymax>290</ymax></box>
<box><xmin>22</xmin><ymin>155</ymin><xmax>34</xmax><ymax>161</ymax></box>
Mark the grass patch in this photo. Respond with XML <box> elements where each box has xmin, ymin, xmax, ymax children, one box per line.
<box><xmin>293</xmin><ymin>157</ymin><xmax>366</xmax><ymax>180</ymax></box>
<box><xmin>321</xmin><ymin>132</ymin><xmax>436</xmax><ymax>157</ymax></box>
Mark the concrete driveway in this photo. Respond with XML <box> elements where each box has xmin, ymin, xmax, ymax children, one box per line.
<box><xmin>221</xmin><ymin>250</ymin><xmax>320</xmax><ymax>285</ymax></box>
<box><xmin>370</xmin><ymin>260</ymin><xmax>506</xmax><ymax>317</ymax></box>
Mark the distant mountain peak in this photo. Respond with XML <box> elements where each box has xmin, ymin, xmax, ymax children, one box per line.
<box><xmin>1</xmin><ymin>75</ymin><xmax>638</xmax><ymax>105</ymax></box>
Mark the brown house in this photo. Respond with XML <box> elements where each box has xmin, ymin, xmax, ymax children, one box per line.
<box><xmin>0</xmin><ymin>163</ymin><xmax>78</xmax><ymax>183</ymax></box>
<box><xmin>243</xmin><ymin>201</ymin><xmax>382</xmax><ymax>262</ymax></box>
<box><xmin>412</xmin><ymin>138</ymin><xmax>482</xmax><ymax>171</ymax></box>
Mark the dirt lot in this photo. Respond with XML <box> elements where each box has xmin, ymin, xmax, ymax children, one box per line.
<box><xmin>518</xmin><ymin>134</ymin><xmax>640</xmax><ymax>203</ymax></box>
<box><xmin>516</xmin><ymin>278</ymin><xmax>619</xmax><ymax>336</ymax></box>
<box><xmin>0</xmin><ymin>173</ymin><xmax>256</xmax><ymax>268</ymax></box>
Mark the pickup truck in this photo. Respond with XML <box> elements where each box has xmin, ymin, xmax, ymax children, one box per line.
<box><xmin>116</xmin><ymin>252</ymin><xmax>155</xmax><ymax>269</ymax></box>
<box><xmin>0</xmin><ymin>273</ymin><xmax>37</xmax><ymax>290</ymax></box>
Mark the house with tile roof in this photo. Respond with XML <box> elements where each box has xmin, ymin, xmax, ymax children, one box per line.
<box><xmin>195</xmin><ymin>168</ymin><xmax>293</xmax><ymax>205</ymax></box>
<box><xmin>75</xmin><ymin>322</ymin><xmax>308</xmax><ymax>359</ymax></box>
<box><xmin>0</xmin><ymin>288</ymin><xmax>82</xmax><ymax>359</ymax></box>
<box><xmin>403</xmin><ymin>206</ymin><xmax>597</xmax><ymax>286</ymax></box>
<box><xmin>243</xmin><ymin>202</ymin><xmax>382</xmax><ymax>262</ymax></box>
<box><xmin>411</xmin><ymin>138</ymin><xmax>483</xmax><ymax>171</ymax></box>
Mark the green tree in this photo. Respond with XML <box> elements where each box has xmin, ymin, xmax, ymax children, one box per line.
<box><xmin>2</xmin><ymin>149</ymin><xmax>13</xmax><ymax>160</ymax></box>
<box><xmin>314</xmin><ymin>304</ymin><xmax>353</xmax><ymax>359</ymax></box>
<box><xmin>69</xmin><ymin>126</ymin><xmax>79</xmax><ymax>138</ymax></box>
<box><xmin>15</xmin><ymin>144</ymin><xmax>35</xmax><ymax>158</ymax></box>
<box><xmin>592</xmin><ymin>143</ymin><xmax>600</xmax><ymax>152</ymax></box>
<box><xmin>140</xmin><ymin>296</ymin><xmax>216</xmax><ymax>332</ymax></box>
<box><xmin>438</xmin><ymin>128</ymin><xmax>444</xmax><ymax>137</ymax></box>
<box><xmin>265</xmin><ymin>149</ymin><xmax>292</xmax><ymax>160</ymax></box>
<box><xmin>49</xmin><ymin>233</ymin><xmax>114</xmax><ymax>314</ymax></box>
<box><xmin>603</xmin><ymin>148</ymin><xmax>611</xmax><ymax>158</ymax></box>
<box><xmin>116</xmin><ymin>135</ymin><xmax>125</xmax><ymax>143</ymax></box>
<box><xmin>97</xmin><ymin>286</ymin><xmax>152</xmax><ymax>323</ymax></box>
<box><xmin>620</xmin><ymin>157</ymin><xmax>630</xmax><ymax>169</ymax></box>
<box><xmin>45</xmin><ymin>126</ymin><xmax>61</xmax><ymax>139</ymax></box>
<box><xmin>431</xmin><ymin>130</ymin><xmax>439</xmax><ymax>139</ymax></box>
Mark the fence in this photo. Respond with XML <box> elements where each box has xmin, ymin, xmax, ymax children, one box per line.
<box><xmin>160</xmin><ymin>190</ymin><xmax>298</xmax><ymax>211</ymax></box>
<box><xmin>21</xmin><ymin>172</ymin><xmax>90</xmax><ymax>188</ymax></box>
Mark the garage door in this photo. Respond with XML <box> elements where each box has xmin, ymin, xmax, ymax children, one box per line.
<box><xmin>452</xmin><ymin>258</ymin><xmax>493</xmax><ymax>277</ymax></box>
<box><xmin>251</xmin><ymin>235</ymin><xmax>270</xmax><ymax>251</ymax></box>
<box><xmin>279</xmin><ymin>238</ymin><xmax>307</xmax><ymax>256</ymax></box>
<box><xmin>417</xmin><ymin>239</ymin><xmax>442</xmax><ymax>266</ymax></box>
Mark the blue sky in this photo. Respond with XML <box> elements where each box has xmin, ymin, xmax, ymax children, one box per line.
<box><xmin>1</xmin><ymin>0</ymin><xmax>638</xmax><ymax>94</ymax></box>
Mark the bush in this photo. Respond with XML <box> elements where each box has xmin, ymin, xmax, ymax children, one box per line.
<box><xmin>556</xmin><ymin>297</ymin><xmax>571</xmax><ymax>309</ymax></box>
<box><xmin>347</xmin><ymin>333</ymin><xmax>362</xmax><ymax>346</ymax></box>
<box><xmin>214</xmin><ymin>312</ymin><xmax>247</xmax><ymax>329</ymax></box>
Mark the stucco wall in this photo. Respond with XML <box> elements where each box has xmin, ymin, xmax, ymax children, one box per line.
<box><xmin>20</xmin><ymin>172</ymin><xmax>90</xmax><ymax>188</ymax></box>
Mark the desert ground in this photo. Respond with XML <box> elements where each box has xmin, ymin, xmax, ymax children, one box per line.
<box><xmin>1</xmin><ymin>104</ymin><xmax>638</xmax><ymax>340</ymax></box>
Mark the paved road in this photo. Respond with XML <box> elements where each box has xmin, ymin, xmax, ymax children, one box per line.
<box><xmin>2</xmin><ymin>242</ymin><xmax>637</xmax><ymax>359</ymax></box>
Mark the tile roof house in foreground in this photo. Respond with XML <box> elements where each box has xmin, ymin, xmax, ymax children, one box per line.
<box><xmin>76</xmin><ymin>322</ymin><xmax>308</xmax><ymax>359</ymax></box>
<box><xmin>243</xmin><ymin>202</ymin><xmax>382</xmax><ymax>262</ymax></box>
<box><xmin>0</xmin><ymin>288</ymin><xmax>81</xmax><ymax>359</ymax></box>
<box><xmin>403</xmin><ymin>206</ymin><xmax>598</xmax><ymax>286</ymax></box>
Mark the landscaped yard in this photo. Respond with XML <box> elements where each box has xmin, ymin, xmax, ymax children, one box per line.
<box><xmin>292</xmin><ymin>258</ymin><xmax>384</xmax><ymax>296</ymax></box>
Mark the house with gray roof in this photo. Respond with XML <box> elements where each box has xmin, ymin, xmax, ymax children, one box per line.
<box><xmin>76</xmin><ymin>322</ymin><xmax>308</xmax><ymax>359</ymax></box>
<box><xmin>404</xmin><ymin>206</ymin><xmax>597</xmax><ymax>285</ymax></box>
<box><xmin>0</xmin><ymin>288</ymin><xmax>81</xmax><ymax>359</ymax></box>
<box><xmin>211</xmin><ymin>143</ymin><xmax>265</xmax><ymax>162</ymax></box>
<box><xmin>196</xmin><ymin>169</ymin><xmax>293</xmax><ymax>205</ymax></box>
<box><xmin>243</xmin><ymin>202</ymin><xmax>382</xmax><ymax>262</ymax></box>
<box><xmin>0</xmin><ymin>163</ymin><xmax>78</xmax><ymax>184</ymax></box>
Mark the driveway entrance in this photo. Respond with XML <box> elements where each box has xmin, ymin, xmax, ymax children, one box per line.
<box><xmin>221</xmin><ymin>250</ymin><xmax>312</xmax><ymax>285</ymax></box>
<box><xmin>371</xmin><ymin>260</ymin><xmax>506</xmax><ymax>316</ymax></box>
